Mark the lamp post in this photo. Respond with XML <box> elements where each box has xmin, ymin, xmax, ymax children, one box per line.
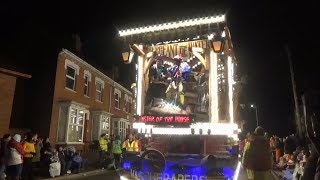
<box><xmin>250</xmin><ymin>104</ymin><xmax>259</xmax><ymax>127</ymax></box>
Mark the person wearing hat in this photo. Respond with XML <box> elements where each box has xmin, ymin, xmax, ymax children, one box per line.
<box><xmin>7</xmin><ymin>134</ymin><xmax>25</xmax><ymax>180</ymax></box>
<box><xmin>242</xmin><ymin>126</ymin><xmax>273</xmax><ymax>180</ymax></box>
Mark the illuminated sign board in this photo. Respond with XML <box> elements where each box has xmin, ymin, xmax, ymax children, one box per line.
<box><xmin>138</xmin><ymin>115</ymin><xmax>190</xmax><ymax>126</ymax></box>
<box><xmin>148</xmin><ymin>40</ymin><xmax>209</xmax><ymax>59</ymax></box>
<box><xmin>131</xmin><ymin>169</ymin><xmax>206</xmax><ymax>180</ymax></box>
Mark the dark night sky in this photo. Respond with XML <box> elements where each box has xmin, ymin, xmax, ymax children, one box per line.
<box><xmin>1</xmin><ymin>0</ymin><xmax>319</xmax><ymax>136</ymax></box>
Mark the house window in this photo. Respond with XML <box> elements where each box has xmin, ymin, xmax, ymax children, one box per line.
<box><xmin>113</xmin><ymin>119</ymin><xmax>129</xmax><ymax>141</ymax></box>
<box><xmin>100</xmin><ymin>115</ymin><xmax>110</xmax><ymax>136</ymax></box>
<box><xmin>119</xmin><ymin>121</ymin><xmax>126</xmax><ymax>141</ymax></box>
<box><xmin>96</xmin><ymin>82</ymin><xmax>103</xmax><ymax>102</ymax></box>
<box><xmin>125</xmin><ymin>95</ymin><xmax>132</xmax><ymax>113</ymax></box>
<box><xmin>129</xmin><ymin>98</ymin><xmax>132</xmax><ymax>113</ymax></box>
<box><xmin>66</xmin><ymin>66</ymin><xmax>76</xmax><ymax>90</ymax></box>
<box><xmin>57</xmin><ymin>102</ymin><xmax>88</xmax><ymax>144</ymax></box>
<box><xmin>115</xmin><ymin>93</ymin><xmax>120</xmax><ymax>109</ymax></box>
<box><xmin>84</xmin><ymin>75</ymin><xmax>89</xmax><ymax>96</ymax></box>
<box><xmin>67</xmin><ymin>108</ymin><xmax>85</xmax><ymax>143</ymax></box>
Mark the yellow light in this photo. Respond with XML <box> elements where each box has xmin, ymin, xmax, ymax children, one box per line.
<box><xmin>122</xmin><ymin>51</ymin><xmax>134</xmax><ymax>64</ymax></box>
<box><xmin>132</xmin><ymin>122</ymin><xmax>238</xmax><ymax>136</ymax></box>
<box><xmin>228</xmin><ymin>56</ymin><xmax>234</xmax><ymax>124</ymax></box>
<box><xmin>119</xmin><ymin>15</ymin><xmax>226</xmax><ymax>36</ymax></box>
<box><xmin>122</xmin><ymin>52</ymin><xmax>129</xmax><ymax>61</ymax></box>
<box><xmin>136</xmin><ymin>45</ymin><xmax>144</xmax><ymax>115</ymax></box>
<box><xmin>212</xmin><ymin>41</ymin><xmax>222</xmax><ymax>52</ymax></box>
<box><xmin>210</xmin><ymin>50</ymin><xmax>219</xmax><ymax>123</ymax></box>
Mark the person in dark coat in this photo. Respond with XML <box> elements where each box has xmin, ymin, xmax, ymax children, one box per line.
<box><xmin>40</xmin><ymin>138</ymin><xmax>51</xmax><ymax>164</ymax></box>
<box><xmin>0</xmin><ymin>134</ymin><xmax>11</xmax><ymax>179</ymax></box>
<box><xmin>40</xmin><ymin>137</ymin><xmax>51</xmax><ymax>177</ymax></box>
<box><xmin>242</xmin><ymin>126</ymin><xmax>273</xmax><ymax>180</ymax></box>
<box><xmin>57</xmin><ymin>147</ymin><xmax>66</xmax><ymax>175</ymax></box>
<box><xmin>284</xmin><ymin>136</ymin><xmax>296</xmax><ymax>155</ymax></box>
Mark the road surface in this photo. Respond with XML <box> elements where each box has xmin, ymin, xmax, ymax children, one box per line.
<box><xmin>76</xmin><ymin>170</ymin><xmax>121</xmax><ymax>180</ymax></box>
<box><xmin>75</xmin><ymin>167</ymin><xmax>278</xmax><ymax>180</ymax></box>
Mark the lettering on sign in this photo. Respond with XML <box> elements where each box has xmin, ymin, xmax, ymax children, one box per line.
<box><xmin>130</xmin><ymin>169</ymin><xmax>207</xmax><ymax>180</ymax></box>
<box><xmin>148</xmin><ymin>40</ymin><xmax>209</xmax><ymax>58</ymax></box>
<box><xmin>138</xmin><ymin>115</ymin><xmax>190</xmax><ymax>125</ymax></box>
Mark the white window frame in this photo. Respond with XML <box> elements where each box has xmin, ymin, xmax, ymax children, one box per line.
<box><xmin>65</xmin><ymin>66</ymin><xmax>77</xmax><ymax>91</ymax></box>
<box><xmin>114</xmin><ymin>88</ymin><xmax>121</xmax><ymax>110</ymax></box>
<box><xmin>92</xmin><ymin>111</ymin><xmax>112</xmax><ymax>141</ymax></box>
<box><xmin>124</xmin><ymin>94</ymin><xmax>132</xmax><ymax>113</ymax></box>
<box><xmin>100</xmin><ymin>115</ymin><xmax>110</xmax><ymax>136</ymax></box>
<box><xmin>83</xmin><ymin>70</ymin><xmax>92</xmax><ymax>80</ymax></box>
<box><xmin>84</xmin><ymin>70</ymin><xmax>92</xmax><ymax>97</ymax></box>
<box><xmin>64</xmin><ymin>59</ymin><xmax>80</xmax><ymax>91</ymax></box>
<box><xmin>64</xmin><ymin>103</ymin><xmax>89</xmax><ymax>144</ymax></box>
<box><xmin>84</xmin><ymin>75</ymin><xmax>90</xmax><ymax>97</ymax></box>
<box><xmin>113</xmin><ymin>118</ymin><xmax>129</xmax><ymax>142</ymax></box>
<box><xmin>95</xmin><ymin>77</ymin><xmax>104</xmax><ymax>102</ymax></box>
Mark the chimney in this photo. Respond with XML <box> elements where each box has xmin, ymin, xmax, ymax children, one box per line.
<box><xmin>72</xmin><ymin>34</ymin><xmax>84</xmax><ymax>58</ymax></box>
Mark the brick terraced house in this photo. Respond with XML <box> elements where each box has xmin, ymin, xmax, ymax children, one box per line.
<box><xmin>48</xmin><ymin>49</ymin><xmax>134</xmax><ymax>149</ymax></box>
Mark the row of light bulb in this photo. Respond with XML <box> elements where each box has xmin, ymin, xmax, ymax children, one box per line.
<box><xmin>119</xmin><ymin>15</ymin><xmax>225</xmax><ymax>36</ymax></box>
<box><xmin>192</xmin><ymin>61</ymin><xmax>202</xmax><ymax>69</ymax></box>
<box><xmin>155</xmin><ymin>36</ymin><xmax>198</xmax><ymax>45</ymax></box>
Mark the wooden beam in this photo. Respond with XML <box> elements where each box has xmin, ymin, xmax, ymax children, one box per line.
<box><xmin>0</xmin><ymin>68</ymin><xmax>32</xmax><ymax>79</ymax></box>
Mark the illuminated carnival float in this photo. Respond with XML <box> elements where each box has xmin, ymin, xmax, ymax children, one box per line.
<box><xmin>117</xmin><ymin>11</ymin><xmax>242</xmax><ymax>180</ymax></box>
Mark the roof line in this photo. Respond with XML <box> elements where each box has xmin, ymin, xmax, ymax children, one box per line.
<box><xmin>60</xmin><ymin>49</ymin><xmax>133</xmax><ymax>96</ymax></box>
<box><xmin>118</xmin><ymin>14</ymin><xmax>226</xmax><ymax>37</ymax></box>
<box><xmin>0</xmin><ymin>68</ymin><xmax>32</xmax><ymax>79</ymax></box>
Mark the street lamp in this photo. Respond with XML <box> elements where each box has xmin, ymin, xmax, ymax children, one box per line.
<box><xmin>121</xmin><ymin>44</ymin><xmax>145</xmax><ymax>64</ymax></box>
<box><xmin>122</xmin><ymin>44</ymin><xmax>135</xmax><ymax>64</ymax></box>
<box><xmin>250</xmin><ymin>104</ymin><xmax>259</xmax><ymax>127</ymax></box>
<box><xmin>208</xmin><ymin>34</ymin><xmax>225</xmax><ymax>53</ymax></box>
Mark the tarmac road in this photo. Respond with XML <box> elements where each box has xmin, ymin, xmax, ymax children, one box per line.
<box><xmin>76</xmin><ymin>170</ymin><xmax>121</xmax><ymax>180</ymax></box>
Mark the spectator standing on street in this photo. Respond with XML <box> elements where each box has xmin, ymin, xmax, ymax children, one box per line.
<box><xmin>122</xmin><ymin>134</ymin><xmax>139</xmax><ymax>152</ymax></box>
<box><xmin>40</xmin><ymin>137</ymin><xmax>51</xmax><ymax>177</ymax></box>
<box><xmin>112</xmin><ymin>135</ymin><xmax>122</xmax><ymax>169</ymax></box>
<box><xmin>65</xmin><ymin>146</ymin><xmax>76</xmax><ymax>174</ymax></box>
<box><xmin>22</xmin><ymin>133</ymin><xmax>37</xmax><ymax>180</ymax></box>
<box><xmin>7</xmin><ymin>134</ymin><xmax>25</xmax><ymax>180</ymax></box>
<box><xmin>275</xmin><ymin>137</ymin><xmax>283</xmax><ymax>162</ymax></box>
<box><xmin>242</xmin><ymin>127</ymin><xmax>273</xmax><ymax>180</ymax></box>
<box><xmin>284</xmin><ymin>136</ymin><xmax>296</xmax><ymax>154</ymax></box>
<box><xmin>0</xmin><ymin>134</ymin><xmax>11</xmax><ymax>180</ymax></box>
<box><xmin>57</xmin><ymin>146</ymin><xmax>66</xmax><ymax>175</ymax></box>
<box><xmin>32</xmin><ymin>136</ymin><xmax>42</xmax><ymax>176</ymax></box>
<box><xmin>40</xmin><ymin>138</ymin><xmax>52</xmax><ymax>164</ymax></box>
<box><xmin>98</xmin><ymin>134</ymin><xmax>109</xmax><ymax>169</ymax></box>
<box><xmin>72</xmin><ymin>152</ymin><xmax>83</xmax><ymax>173</ymax></box>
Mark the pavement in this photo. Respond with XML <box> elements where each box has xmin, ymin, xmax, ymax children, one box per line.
<box><xmin>41</xmin><ymin>169</ymin><xmax>120</xmax><ymax>180</ymax></box>
<box><xmin>76</xmin><ymin>170</ymin><xmax>120</xmax><ymax>180</ymax></box>
<box><xmin>237</xmin><ymin>166</ymin><xmax>279</xmax><ymax>180</ymax></box>
<box><xmin>237</xmin><ymin>166</ymin><xmax>249</xmax><ymax>180</ymax></box>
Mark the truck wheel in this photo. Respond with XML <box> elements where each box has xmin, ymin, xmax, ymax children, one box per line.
<box><xmin>140</xmin><ymin>149</ymin><xmax>166</xmax><ymax>173</ymax></box>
